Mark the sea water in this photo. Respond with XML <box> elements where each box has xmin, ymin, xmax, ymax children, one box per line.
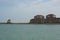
<box><xmin>0</xmin><ymin>24</ymin><xmax>60</xmax><ymax>40</ymax></box>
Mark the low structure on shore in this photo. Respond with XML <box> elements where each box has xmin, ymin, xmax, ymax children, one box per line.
<box><xmin>56</xmin><ymin>18</ymin><xmax>60</xmax><ymax>23</ymax></box>
<box><xmin>7</xmin><ymin>19</ymin><xmax>11</xmax><ymax>24</ymax></box>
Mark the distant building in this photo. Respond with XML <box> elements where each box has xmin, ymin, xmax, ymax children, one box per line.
<box><xmin>30</xmin><ymin>19</ymin><xmax>35</xmax><ymax>23</ymax></box>
<box><xmin>56</xmin><ymin>18</ymin><xmax>60</xmax><ymax>23</ymax></box>
<box><xmin>30</xmin><ymin>14</ymin><xmax>60</xmax><ymax>24</ymax></box>
<box><xmin>30</xmin><ymin>15</ymin><xmax>45</xmax><ymax>24</ymax></box>
<box><xmin>46</xmin><ymin>14</ymin><xmax>56</xmax><ymax>23</ymax></box>
<box><xmin>7</xmin><ymin>19</ymin><xmax>11</xmax><ymax>24</ymax></box>
<box><xmin>34</xmin><ymin>15</ymin><xmax>45</xmax><ymax>24</ymax></box>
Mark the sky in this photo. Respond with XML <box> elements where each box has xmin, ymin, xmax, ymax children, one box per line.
<box><xmin>0</xmin><ymin>0</ymin><xmax>60</xmax><ymax>23</ymax></box>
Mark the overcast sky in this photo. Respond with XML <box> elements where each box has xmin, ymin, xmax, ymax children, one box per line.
<box><xmin>0</xmin><ymin>0</ymin><xmax>60</xmax><ymax>23</ymax></box>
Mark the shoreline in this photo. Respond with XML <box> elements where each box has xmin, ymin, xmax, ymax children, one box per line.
<box><xmin>0</xmin><ymin>23</ymin><xmax>60</xmax><ymax>25</ymax></box>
